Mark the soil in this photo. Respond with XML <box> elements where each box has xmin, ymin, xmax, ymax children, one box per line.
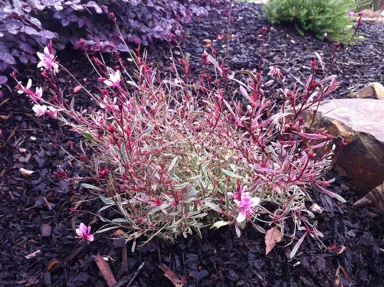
<box><xmin>1</xmin><ymin>3</ymin><xmax>384</xmax><ymax>287</ymax></box>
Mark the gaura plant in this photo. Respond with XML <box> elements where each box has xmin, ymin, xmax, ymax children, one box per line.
<box><xmin>15</xmin><ymin>30</ymin><xmax>345</xmax><ymax>255</ymax></box>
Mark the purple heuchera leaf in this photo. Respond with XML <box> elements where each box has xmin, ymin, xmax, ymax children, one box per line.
<box><xmin>0</xmin><ymin>76</ymin><xmax>7</xmax><ymax>85</ymax></box>
<box><xmin>0</xmin><ymin>52</ymin><xmax>16</xmax><ymax>65</ymax></box>
<box><xmin>40</xmin><ymin>30</ymin><xmax>56</xmax><ymax>39</ymax></box>
<box><xmin>0</xmin><ymin>0</ymin><xmax>213</xmax><ymax>72</ymax></box>
<box><xmin>19</xmin><ymin>43</ymin><xmax>35</xmax><ymax>54</ymax></box>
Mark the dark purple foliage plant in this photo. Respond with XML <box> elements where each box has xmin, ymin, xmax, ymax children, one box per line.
<box><xmin>0</xmin><ymin>0</ymin><xmax>210</xmax><ymax>87</ymax></box>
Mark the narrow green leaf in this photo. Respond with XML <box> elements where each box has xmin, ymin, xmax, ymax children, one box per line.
<box><xmin>222</xmin><ymin>169</ymin><xmax>243</xmax><ymax>179</ymax></box>
<box><xmin>95</xmin><ymin>226</ymin><xmax>119</xmax><ymax>234</ymax></box>
<box><xmin>143</xmin><ymin>124</ymin><xmax>155</xmax><ymax>134</ymax></box>
<box><xmin>98</xmin><ymin>195</ymin><xmax>115</xmax><ymax>205</ymax></box>
<box><xmin>168</xmin><ymin>156</ymin><xmax>179</xmax><ymax>173</ymax></box>
<box><xmin>83</xmin><ymin>131</ymin><xmax>98</xmax><ymax>142</ymax></box>
<box><xmin>82</xmin><ymin>183</ymin><xmax>104</xmax><ymax>191</ymax></box>
<box><xmin>204</xmin><ymin>201</ymin><xmax>223</xmax><ymax>213</ymax></box>
<box><xmin>289</xmin><ymin>233</ymin><xmax>307</xmax><ymax>259</ymax></box>
<box><xmin>112</xmin><ymin>218</ymin><xmax>129</xmax><ymax>223</ymax></box>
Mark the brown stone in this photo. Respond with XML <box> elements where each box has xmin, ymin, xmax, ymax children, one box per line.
<box><xmin>353</xmin><ymin>182</ymin><xmax>384</xmax><ymax>212</ymax></box>
<box><xmin>348</xmin><ymin>82</ymin><xmax>384</xmax><ymax>99</ymax></box>
<box><xmin>303</xmin><ymin>99</ymin><xmax>384</xmax><ymax>193</ymax></box>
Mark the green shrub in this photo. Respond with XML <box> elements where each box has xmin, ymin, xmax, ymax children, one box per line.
<box><xmin>355</xmin><ymin>0</ymin><xmax>372</xmax><ymax>10</ymax></box>
<box><xmin>263</xmin><ymin>0</ymin><xmax>356</xmax><ymax>43</ymax></box>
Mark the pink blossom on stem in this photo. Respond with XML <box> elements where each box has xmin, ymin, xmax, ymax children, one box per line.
<box><xmin>76</xmin><ymin>223</ymin><xmax>94</xmax><ymax>242</ymax></box>
<box><xmin>104</xmin><ymin>70</ymin><xmax>121</xmax><ymax>87</ymax></box>
<box><xmin>349</xmin><ymin>11</ymin><xmax>355</xmax><ymax>18</ymax></box>
<box><xmin>99</xmin><ymin>96</ymin><xmax>119</xmax><ymax>111</ymax></box>
<box><xmin>268</xmin><ymin>66</ymin><xmax>284</xmax><ymax>80</ymax></box>
<box><xmin>37</xmin><ymin>46</ymin><xmax>59</xmax><ymax>74</ymax></box>
<box><xmin>17</xmin><ymin>79</ymin><xmax>32</xmax><ymax>94</ymax></box>
<box><xmin>32</xmin><ymin>104</ymin><xmax>47</xmax><ymax>117</ymax></box>
<box><xmin>228</xmin><ymin>185</ymin><xmax>246</xmax><ymax>202</ymax></box>
<box><xmin>47</xmin><ymin>106</ymin><xmax>59</xmax><ymax>118</ymax></box>
<box><xmin>233</xmin><ymin>192</ymin><xmax>260</xmax><ymax>223</ymax></box>
<box><xmin>34</xmin><ymin>87</ymin><xmax>43</xmax><ymax>102</ymax></box>
<box><xmin>323</xmin><ymin>33</ymin><xmax>328</xmax><ymax>38</ymax></box>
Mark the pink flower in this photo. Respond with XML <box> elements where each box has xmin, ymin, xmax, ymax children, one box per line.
<box><xmin>349</xmin><ymin>11</ymin><xmax>355</xmax><ymax>18</ymax></box>
<box><xmin>323</xmin><ymin>33</ymin><xmax>328</xmax><ymax>38</ymax></box>
<box><xmin>32</xmin><ymin>104</ymin><xmax>47</xmax><ymax>117</ymax></box>
<box><xmin>47</xmin><ymin>106</ymin><xmax>58</xmax><ymax>118</ymax></box>
<box><xmin>99</xmin><ymin>96</ymin><xmax>119</xmax><ymax>111</ymax></box>
<box><xmin>37</xmin><ymin>46</ymin><xmax>59</xmax><ymax>74</ymax></box>
<box><xmin>104</xmin><ymin>70</ymin><xmax>121</xmax><ymax>87</ymax></box>
<box><xmin>228</xmin><ymin>185</ymin><xmax>246</xmax><ymax>202</ymax></box>
<box><xmin>17</xmin><ymin>79</ymin><xmax>32</xmax><ymax>94</ymax></box>
<box><xmin>233</xmin><ymin>192</ymin><xmax>260</xmax><ymax>223</ymax></box>
<box><xmin>268</xmin><ymin>66</ymin><xmax>284</xmax><ymax>80</ymax></box>
<box><xmin>76</xmin><ymin>223</ymin><xmax>94</xmax><ymax>242</ymax></box>
<box><xmin>34</xmin><ymin>87</ymin><xmax>43</xmax><ymax>102</ymax></box>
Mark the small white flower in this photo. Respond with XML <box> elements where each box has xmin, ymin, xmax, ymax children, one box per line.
<box><xmin>104</xmin><ymin>70</ymin><xmax>121</xmax><ymax>87</ymax></box>
<box><xmin>35</xmin><ymin>87</ymin><xmax>43</xmax><ymax>101</ymax></box>
<box><xmin>17</xmin><ymin>79</ymin><xmax>32</xmax><ymax>94</ymax></box>
<box><xmin>268</xmin><ymin>66</ymin><xmax>282</xmax><ymax>78</ymax></box>
<box><xmin>32</xmin><ymin>104</ymin><xmax>47</xmax><ymax>117</ymax></box>
<box><xmin>47</xmin><ymin>106</ymin><xmax>58</xmax><ymax>118</ymax></box>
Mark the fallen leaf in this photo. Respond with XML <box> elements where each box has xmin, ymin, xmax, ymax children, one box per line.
<box><xmin>19</xmin><ymin>168</ymin><xmax>34</xmax><ymax>176</ymax></box>
<box><xmin>94</xmin><ymin>254</ymin><xmax>117</xmax><ymax>287</ymax></box>
<box><xmin>47</xmin><ymin>259</ymin><xmax>59</xmax><ymax>271</ymax></box>
<box><xmin>211</xmin><ymin>221</ymin><xmax>232</xmax><ymax>229</ymax></box>
<box><xmin>112</xmin><ymin>229</ymin><xmax>125</xmax><ymax>237</ymax></box>
<box><xmin>41</xmin><ymin>224</ymin><xmax>52</xmax><ymax>237</ymax></box>
<box><xmin>25</xmin><ymin>250</ymin><xmax>41</xmax><ymax>259</ymax></box>
<box><xmin>265</xmin><ymin>226</ymin><xmax>282</xmax><ymax>255</ymax></box>
<box><xmin>309</xmin><ymin>203</ymin><xmax>324</xmax><ymax>214</ymax></box>
<box><xmin>158</xmin><ymin>265</ymin><xmax>186</xmax><ymax>287</ymax></box>
<box><xmin>73</xmin><ymin>85</ymin><xmax>82</xmax><ymax>93</ymax></box>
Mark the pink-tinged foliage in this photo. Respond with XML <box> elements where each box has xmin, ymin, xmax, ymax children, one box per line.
<box><xmin>76</xmin><ymin>223</ymin><xmax>94</xmax><ymax>242</ymax></box>
<box><xmin>16</xmin><ymin>30</ymin><xmax>343</xmax><ymax>248</ymax></box>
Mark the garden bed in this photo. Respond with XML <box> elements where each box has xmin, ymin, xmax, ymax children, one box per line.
<box><xmin>1</xmin><ymin>3</ymin><xmax>384</xmax><ymax>287</ymax></box>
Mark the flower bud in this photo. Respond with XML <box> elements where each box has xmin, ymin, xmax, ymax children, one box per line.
<box><xmin>262</xmin><ymin>27</ymin><xmax>268</xmax><ymax>36</ymax></box>
<box><xmin>107</xmin><ymin>125</ymin><xmax>115</xmax><ymax>133</ymax></box>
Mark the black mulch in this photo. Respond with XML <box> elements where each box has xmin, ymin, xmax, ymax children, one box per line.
<box><xmin>1</xmin><ymin>3</ymin><xmax>384</xmax><ymax>287</ymax></box>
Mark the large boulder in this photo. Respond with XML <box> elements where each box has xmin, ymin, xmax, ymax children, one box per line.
<box><xmin>353</xmin><ymin>182</ymin><xmax>384</xmax><ymax>213</ymax></box>
<box><xmin>303</xmin><ymin>99</ymin><xmax>384</xmax><ymax>193</ymax></box>
<box><xmin>348</xmin><ymin>82</ymin><xmax>384</xmax><ymax>99</ymax></box>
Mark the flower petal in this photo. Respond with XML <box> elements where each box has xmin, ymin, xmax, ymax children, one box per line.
<box><xmin>36</xmin><ymin>52</ymin><xmax>44</xmax><ymax>61</ymax></box>
<box><xmin>87</xmin><ymin>234</ymin><xmax>94</xmax><ymax>242</ymax></box>
<box><xmin>236</xmin><ymin>211</ymin><xmax>246</xmax><ymax>223</ymax></box>
<box><xmin>250</xmin><ymin>197</ymin><xmax>260</xmax><ymax>207</ymax></box>
<box><xmin>76</xmin><ymin>228</ymin><xmax>83</xmax><ymax>236</ymax></box>
<box><xmin>79</xmin><ymin>223</ymin><xmax>87</xmax><ymax>233</ymax></box>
